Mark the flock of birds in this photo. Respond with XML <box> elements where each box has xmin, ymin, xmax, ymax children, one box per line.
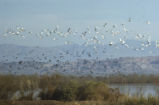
<box><xmin>1</xmin><ymin>18</ymin><xmax>159</xmax><ymax>74</ymax></box>
<box><xmin>1</xmin><ymin>18</ymin><xmax>158</xmax><ymax>51</ymax></box>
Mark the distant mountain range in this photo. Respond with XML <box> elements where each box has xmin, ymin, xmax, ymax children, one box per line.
<box><xmin>0</xmin><ymin>42</ymin><xmax>159</xmax><ymax>75</ymax></box>
<box><xmin>0</xmin><ymin>40</ymin><xmax>159</xmax><ymax>63</ymax></box>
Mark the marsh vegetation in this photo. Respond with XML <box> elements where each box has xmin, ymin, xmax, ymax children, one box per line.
<box><xmin>1</xmin><ymin>74</ymin><xmax>159</xmax><ymax>105</ymax></box>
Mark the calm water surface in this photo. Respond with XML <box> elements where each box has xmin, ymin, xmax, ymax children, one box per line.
<box><xmin>109</xmin><ymin>84</ymin><xmax>159</xmax><ymax>97</ymax></box>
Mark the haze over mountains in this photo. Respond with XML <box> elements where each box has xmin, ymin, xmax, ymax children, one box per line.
<box><xmin>0</xmin><ymin>40</ymin><xmax>159</xmax><ymax>62</ymax></box>
<box><xmin>0</xmin><ymin>41</ymin><xmax>159</xmax><ymax>76</ymax></box>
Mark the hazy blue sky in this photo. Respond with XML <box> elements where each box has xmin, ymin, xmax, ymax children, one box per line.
<box><xmin>0</xmin><ymin>0</ymin><xmax>159</xmax><ymax>46</ymax></box>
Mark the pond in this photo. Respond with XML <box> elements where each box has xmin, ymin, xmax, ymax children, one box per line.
<box><xmin>109</xmin><ymin>84</ymin><xmax>159</xmax><ymax>97</ymax></box>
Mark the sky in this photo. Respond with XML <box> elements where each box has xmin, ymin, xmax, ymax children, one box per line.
<box><xmin>0</xmin><ymin>0</ymin><xmax>159</xmax><ymax>47</ymax></box>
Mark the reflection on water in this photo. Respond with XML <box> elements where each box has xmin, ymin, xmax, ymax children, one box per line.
<box><xmin>109</xmin><ymin>84</ymin><xmax>159</xmax><ymax>97</ymax></box>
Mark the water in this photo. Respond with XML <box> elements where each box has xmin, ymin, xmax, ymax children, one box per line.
<box><xmin>109</xmin><ymin>84</ymin><xmax>159</xmax><ymax>97</ymax></box>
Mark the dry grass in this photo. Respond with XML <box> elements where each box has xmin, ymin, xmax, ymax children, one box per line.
<box><xmin>1</xmin><ymin>98</ymin><xmax>159</xmax><ymax>105</ymax></box>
